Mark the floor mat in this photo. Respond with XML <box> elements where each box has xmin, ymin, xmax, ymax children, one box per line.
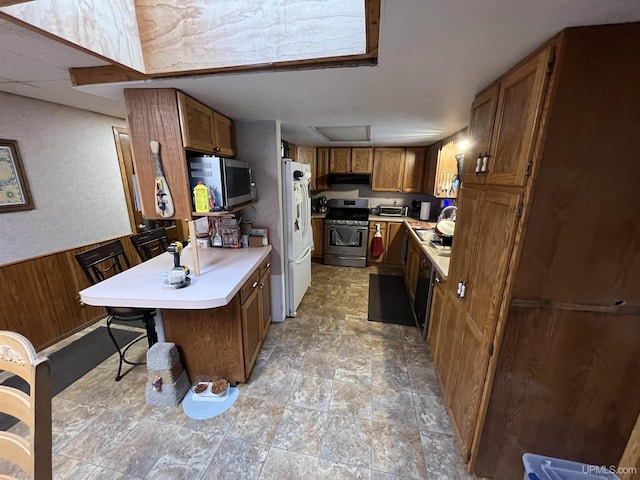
<box><xmin>368</xmin><ymin>274</ymin><xmax>416</xmax><ymax>327</ymax></box>
<box><xmin>0</xmin><ymin>326</ymin><xmax>142</xmax><ymax>431</ymax></box>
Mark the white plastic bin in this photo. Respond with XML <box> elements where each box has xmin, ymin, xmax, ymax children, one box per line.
<box><xmin>523</xmin><ymin>454</ymin><xmax>621</xmax><ymax>480</ymax></box>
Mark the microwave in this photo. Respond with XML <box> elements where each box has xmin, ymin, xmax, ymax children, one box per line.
<box><xmin>187</xmin><ymin>155</ymin><xmax>255</xmax><ymax>209</ymax></box>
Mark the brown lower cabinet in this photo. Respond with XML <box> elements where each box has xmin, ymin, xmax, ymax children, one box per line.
<box><xmin>311</xmin><ymin>218</ymin><xmax>324</xmax><ymax>259</ymax></box>
<box><xmin>432</xmin><ymin>24</ymin><xmax>640</xmax><ymax>479</ymax></box>
<box><xmin>163</xmin><ymin>254</ymin><xmax>271</xmax><ymax>385</ymax></box>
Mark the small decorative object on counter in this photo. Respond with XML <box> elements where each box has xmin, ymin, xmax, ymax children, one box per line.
<box><xmin>219</xmin><ymin>217</ymin><xmax>240</xmax><ymax>248</ymax></box>
<box><xmin>152</xmin><ymin>375</ymin><xmax>163</xmax><ymax>392</ymax></box>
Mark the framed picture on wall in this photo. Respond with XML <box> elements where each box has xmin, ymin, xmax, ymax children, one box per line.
<box><xmin>0</xmin><ymin>139</ymin><xmax>34</xmax><ymax>213</ymax></box>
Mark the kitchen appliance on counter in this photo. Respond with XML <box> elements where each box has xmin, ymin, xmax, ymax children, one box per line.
<box><xmin>282</xmin><ymin>159</ymin><xmax>312</xmax><ymax>317</ymax></box>
<box><xmin>434</xmin><ymin>206</ymin><xmax>456</xmax><ymax>247</ymax></box>
<box><xmin>324</xmin><ymin>199</ymin><xmax>369</xmax><ymax>268</ymax></box>
<box><xmin>378</xmin><ymin>205</ymin><xmax>408</xmax><ymax>217</ymax></box>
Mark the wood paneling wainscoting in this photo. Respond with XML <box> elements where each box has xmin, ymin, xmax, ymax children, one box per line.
<box><xmin>0</xmin><ymin>236</ymin><xmax>144</xmax><ymax>351</ymax></box>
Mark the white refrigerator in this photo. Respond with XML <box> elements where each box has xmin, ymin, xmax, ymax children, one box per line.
<box><xmin>282</xmin><ymin>159</ymin><xmax>312</xmax><ymax>317</ymax></box>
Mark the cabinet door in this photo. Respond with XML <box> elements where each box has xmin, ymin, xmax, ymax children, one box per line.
<box><xmin>407</xmin><ymin>240</ymin><xmax>420</xmax><ymax>302</ymax></box>
<box><xmin>311</xmin><ymin>218</ymin><xmax>324</xmax><ymax>258</ymax></box>
<box><xmin>297</xmin><ymin>147</ymin><xmax>317</xmax><ymax>190</ymax></box>
<box><xmin>241</xmin><ymin>286</ymin><xmax>262</xmax><ymax>378</ymax></box>
<box><xmin>385</xmin><ymin>222</ymin><xmax>406</xmax><ymax>265</ymax></box>
<box><xmin>316</xmin><ymin>148</ymin><xmax>330</xmax><ymax>190</ymax></box>
<box><xmin>351</xmin><ymin>148</ymin><xmax>373</xmax><ymax>173</ymax></box>
<box><xmin>367</xmin><ymin>222</ymin><xmax>387</xmax><ymax>264</ymax></box>
<box><xmin>402</xmin><ymin>147</ymin><xmax>426</xmax><ymax>192</ymax></box>
<box><xmin>434</xmin><ymin>289</ymin><xmax>465</xmax><ymax>406</ymax></box>
<box><xmin>177</xmin><ymin>92</ymin><xmax>216</xmax><ymax>152</ymax></box>
<box><xmin>448</xmin><ymin>190</ymin><xmax>521</xmax><ymax>460</ymax></box>
<box><xmin>259</xmin><ymin>270</ymin><xmax>272</xmax><ymax>340</ymax></box>
<box><xmin>372</xmin><ymin>148</ymin><xmax>405</xmax><ymax>191</ymax></box>
<box><xmin>423</xmin><ymin>142</ymin><xmax>441</xmax><ymax>194</ymax></box>
<box><xmin>461</xmin><ymin>85</ymin><xmax>498</xmax><ymax>185</ymax></box>
<box><xmin>486</xmin><ymin>48</ymin><xmax>551</xmax><ymax>186</ymax></box>
<box><xmin>212</xmin><ymin>111</ymin><xmax>236</xmax><ymax>158</ymax></box>
<box><xmin>427</xmin><ymin>277</ymin><xmax>445</xmax><ymax>353</ymax></box>
<box><xmin>330</xmin><ymin>148</ymin><xmax>351</xmax><ymax>173</ymax></box>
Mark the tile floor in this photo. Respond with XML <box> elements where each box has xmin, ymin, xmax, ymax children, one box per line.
<box><xmin>2</xmin><ymin>263</ymin><xmax>478</xmax><ymax>480</ymax></box>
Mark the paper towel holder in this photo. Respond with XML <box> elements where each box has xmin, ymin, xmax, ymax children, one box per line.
<box><xmin>419</xmin><ymin>202</ymin><xmax>431</xmax><ymax>221</ymax></box>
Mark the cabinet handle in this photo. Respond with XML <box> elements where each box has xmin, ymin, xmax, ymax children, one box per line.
<box><xmin>265</xmin><ymin>262</ymin><xmax>271</xmax><ymax>269</ymax></box>
<box><xmin>259</xmin><ymin>282</ymin><xmax>265</xmax><ymax>289</ymax></box>
<box><xmin>252</xmin><ymin>281</ymin><xmax>259</xmax><ymax>288</ymax></box>
<box><xmin>214</xmin><ymin>147</ymin><xmax>221</xmax><ymax>153</ymax></box>
<box><xmin>481</xmin><ymin>154</ymin><xmax>490</xmax><ymax>173</ymax></box>
<box><xmin>475</xmin><ymin>156</ymin><xmax>482</xmax><ymax>173</ymax></box>
<box><xmin>460</xmin><ymin>282</ymin><xmax>467</xmax><ymax>298</ymax></box>
<box><xmin>434</xmin><ymin>276</ymin><xmax>441</xmax><ymax>284</ymax></box>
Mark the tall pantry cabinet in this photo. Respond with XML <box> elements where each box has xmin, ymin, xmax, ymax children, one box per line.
<box><xmin>436</xmin><ymin>23</ymin><xmax>640</xmax><ymax>479</ymax></box>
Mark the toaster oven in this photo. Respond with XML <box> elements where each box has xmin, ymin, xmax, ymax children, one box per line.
<box><xmin>378</xmin><ymin>205</ymin><xmax>408</xmax><ymax>217</ymax></box>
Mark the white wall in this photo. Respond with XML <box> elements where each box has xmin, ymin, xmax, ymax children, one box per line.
<box><xmin>235</xmin><ymin>120</ymin><xmax>286</xmax><ymax>322</ymax></box>
<box><xmin>0</xmin><ymin>92</ymin><xmax>131</xmax><ymax>266</ymax></box>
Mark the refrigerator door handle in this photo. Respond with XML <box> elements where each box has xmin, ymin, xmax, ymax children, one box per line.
<box><xmin>295</xmin><ymin>246</ymin><xmax>312</xmax><ymax>264</ymax></box>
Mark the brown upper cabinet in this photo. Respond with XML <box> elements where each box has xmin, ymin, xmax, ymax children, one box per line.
<box><xmin>402</xmin><ymin>147</ymin><xmax>426</xmax><ymax>193</ymax></box>
<box><xmin>177</xmin><ymin>91</ymin><xmax>236</xmax><ymax>157</ymax></box>
<box><xmin>296</xmin><ymin>146</ymin><xmax>317</xmax><ymax>189</ymax></box>
<box><xmin>351</xmin><ymin>148</ymin><xmax>374</xmax><ymax>173</ymax></box>
<box><xmin>316</xmin><ymin>148</ymin><xmax>330</xmax><ymax>190</ymax></box>
<box><xmin>371</xmin><ymin>148</ymin><xmax>406</xmax><ymax>191</ymax></box>
<box><xmin>329</xmin><ymin>148</ymin><xmax>352</xmax><ymax>173</ymax></box>
<box><xmin>124</xmin><ymin>88</ymin><xmax>237</xmax><ymax>220</ymax></box>
<box><xmin>463</xmin><ymin>47</ymin><xmax>550</xmax><ymax>187</ymax></box>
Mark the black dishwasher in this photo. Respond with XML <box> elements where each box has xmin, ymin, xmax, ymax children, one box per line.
<box><xmin>414</xmin><ymin>253</ymin><xmax>435</xmax><ymax>338</ymax></box>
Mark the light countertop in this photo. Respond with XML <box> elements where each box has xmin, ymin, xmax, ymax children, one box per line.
<box><xmin>79</xmin><ymin>245</ymin><xmax>272</xmax><ymax>310</ymax></box>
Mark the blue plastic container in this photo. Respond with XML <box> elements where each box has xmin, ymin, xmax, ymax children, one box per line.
<box><xmin>523</xmin><ymin>454</ymin><xmax>621</xmax><ymax>480</ymax></box>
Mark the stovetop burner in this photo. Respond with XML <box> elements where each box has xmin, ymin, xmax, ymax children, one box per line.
<box><xmin>324</xmin><ymin>198</ymin><xmax>369</xmax><ymax>225</ymax></box>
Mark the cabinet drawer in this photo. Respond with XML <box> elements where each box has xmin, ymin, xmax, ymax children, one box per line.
<box><xmin>259</xmin><ymin>255</ymin><xmax>272</xmax><ymax>279</ymax></box>
<box><xmin>240</xmin><ymin>269</ymin><xmax>261</xmax><ymax>305</ymax></box>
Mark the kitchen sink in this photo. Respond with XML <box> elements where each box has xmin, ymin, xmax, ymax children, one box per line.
<box><xmin>414</xmin><ymin>229</ymin><xmax>433</xmax><ymax>243</ymax></box>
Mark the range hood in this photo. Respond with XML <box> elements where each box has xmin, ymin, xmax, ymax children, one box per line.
<box><xmin>328</xmin><ymin>173</ymin><xmax>371</xmax><ymax>185</ymax></box>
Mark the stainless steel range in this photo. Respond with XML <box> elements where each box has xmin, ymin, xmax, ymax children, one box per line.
<box><xmin>324</xmin><ymin>199</ymin><xmax>369</xmax><ymax>268</ymax></box>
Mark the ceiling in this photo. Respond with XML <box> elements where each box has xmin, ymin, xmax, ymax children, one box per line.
<box><xmin>2</xmin><ymin>0</ymin><xmax>640</xmax><ymax>147</ymax></box>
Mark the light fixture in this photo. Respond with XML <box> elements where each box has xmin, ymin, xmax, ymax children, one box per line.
<box><xmin>458</xmin><ymin>139</ymin><xmax>471</xmax><ymax>151</ymax></box>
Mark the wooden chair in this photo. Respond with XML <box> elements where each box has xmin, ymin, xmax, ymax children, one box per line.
<box><xmin>75</xmin><ymin>239</ymin><xmax>157</xmax><ymax>381</ymax></box>
<box><xmin>129</xmin><ymin>227</ymin><xmax>169</xmax><ymax>262</ymax></box>
<box><xmin>0</xmin><ymin>330</ymin><xmax>52</xmax><ymax>480</ymax></box>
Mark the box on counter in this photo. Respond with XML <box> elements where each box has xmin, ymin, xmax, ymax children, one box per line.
<box><xmin>248</xmin><ymin>236</ymin><xmax>265</xmax><ymax>247</ymax></box>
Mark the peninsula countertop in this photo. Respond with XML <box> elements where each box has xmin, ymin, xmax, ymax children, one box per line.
<box><xmin>79</xmin><ymin>245</ymin><xmax>272</xmax><ymax>310</ymax></box>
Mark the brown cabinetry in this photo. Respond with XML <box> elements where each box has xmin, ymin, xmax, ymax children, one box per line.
<box><xmin>124</xmin><ymin>88</ymin><xmax>237</xmax><ymax>220</ymax></box>
<box><xmin>426</xmin><ymin>272</ymin><xmax>445</xmax><ymax>355</ymax></box>
<box><xmin>372</xmin><ymin>148</ymin><xmax>405</xmax><ymax>191</ymax></box>
<box><xmin>403</xmin><ymin>234</ymin><xmax>421</xmax><ymax>302</ymax></box>
<box><xmin>241</xmin><ymin>274</ymin><xmax>262</xmax><ymax>378</ymax></box>
<box><xmin>367</xmin><ymin>221</ymin><xmax>387</xmax><ymax>264</ymax></box>
<box><xmin>212</xmin><ymin>111</ymin><xmax>236</xmax><ymax>158</ymax></box>
<box><xmin>462</xmin><ymin>48</ymin><xmax>550</xmax><ymax>187</ymax></box>
<box><xmin>259</xmin><ymin>258</ymin><xmax>272</xmax><ymax>340</ymax></box>
<box><xmin>385</xmin><ymin>222</ymin><xmax>406</xmax><ymax>265</ymax></box>
<box><xmin>162</xmin><ymin>254</ymin><xmax>272</xmax><ymax>385</ymax></box>
<box><xmin>402</xmin><ymin>147</ymin><xmax>426</xmax><ymax>193</ymax></box>
<box><xmin>316</xmin><ymin>148</ymin><xmax>330</xmax><ymax>190</ymax></box>
<box><xmin>329</xmin><ymin>148</ymin><xmax>351</xmax><ymax>173</ymax></box>
<box><xmin>351</xmin><ymin>148</ymin><xmax>374</xmax><ymax>173</ymax></box>
<box><xmin>296</xmin><ymin>146</ymin><xmax>318</xmax><ymax>190</ymax></box>
<box><xmin>311</xmin><ymin>218</ymin><xmax>324</xmax><ymax>259</ymax></box>
<box><xmin>433</xmin><ymin>24</ymin><xmax>640</xmax><ymax>479</ymax></box>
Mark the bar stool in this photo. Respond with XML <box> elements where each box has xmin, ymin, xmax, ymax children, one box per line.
<box><xmin>129</xmin><ymin>227</ymin><xmax>169</xmax><ymax>262</ymax></box>
<box><xmin>75</xmin><ymin>239</ymin><xmax>158</xmax><ymax>381</ymax></box>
